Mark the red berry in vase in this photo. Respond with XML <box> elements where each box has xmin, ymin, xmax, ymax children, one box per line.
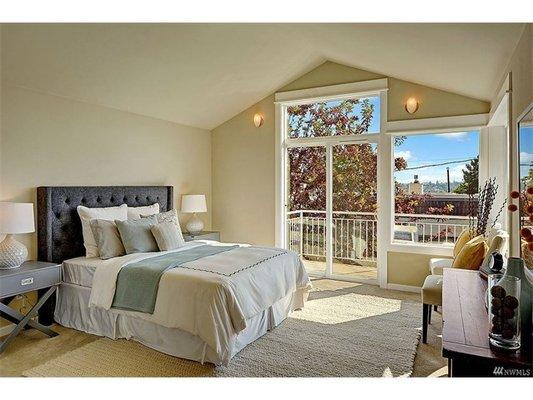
<box><xmin>510</xmin><ymin>191</ymin><xmax>520</xmax><ymax>199</ymax></box>
<box><xmin>508</xmin><ymin>204</ymin><xmax>518</xmax><ymax>212</ymax></box>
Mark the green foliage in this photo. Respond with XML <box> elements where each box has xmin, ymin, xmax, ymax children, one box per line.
<box><xmin>454</xmin><ymin>157</ymin><xmax>479</xmax><ymax>194</ymax></box>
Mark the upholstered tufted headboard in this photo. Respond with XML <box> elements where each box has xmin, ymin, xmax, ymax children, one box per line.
<box><xmin>37</xmin><ymin>186</ymin><xmax>174</xmax><ymax>264</ymax></box>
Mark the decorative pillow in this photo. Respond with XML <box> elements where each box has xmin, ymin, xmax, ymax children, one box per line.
<box><xmin>151</xmin><ymin>222</ymin><xmax>186</xmax><ymax>251</ymax></box>
<box><xmin>127</xmin><ymin>203</ymin><xmax>160</xmax><ymax>220</ymax></box>
<box><xmin>115</xmin><ymin>215</ymin><xmax>159</xmax><ymax>254</ymax></box>
<box><xmin>142</xmin><ymin>209</ymin><xmax>185</xmax><ymax>245</ymax></box>
<box><xmin>452</xmin><ymin>235</ymin><xmax>488</xmax><ymax>270</ymax></box>
<box><xmin>90</xmin><ymin>219</ymin><xmax>126</xmax><ymax>260</ymax></box>
<box><xmin>77</xmin><ymin>204</ymin><xmax>128</xmax><ymax>258</ymax></box>
<box><xmin>453</xmin><ymin>228</ymin><xmax>476</xmax><ymax>258</ymax></box>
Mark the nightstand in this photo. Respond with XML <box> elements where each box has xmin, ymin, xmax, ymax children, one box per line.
<box><xmin>0</xmin><ymin>261</ymin><xmax>61</xmax><ymax>354</ymax></box>
<box><xmin>183</xmin><ymin>231</ymin><xmax>220</xmax><ymax>242</ymax></box>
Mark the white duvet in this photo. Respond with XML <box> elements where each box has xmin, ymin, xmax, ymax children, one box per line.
<box><xmin>88</xmin><ymin>241</ymin><xmax>311</xmax><ymax>361</ymax></box>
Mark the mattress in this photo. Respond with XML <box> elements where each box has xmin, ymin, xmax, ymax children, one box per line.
<box><xmin>62</xmin><ymin>256</ymin><xmax>103</xmax><ymax>287</ymax></box>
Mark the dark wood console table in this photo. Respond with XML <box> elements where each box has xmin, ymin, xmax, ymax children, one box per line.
<box><xmin>442</xmin><ymin>268</ymin><xmax>532</xmax><ymax>377</ymax></box>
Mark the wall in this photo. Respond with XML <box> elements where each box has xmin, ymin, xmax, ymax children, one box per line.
<box><xmin>1</xmin><ymin>85</ymin><xmax>213</xmax><ymax>258</ymax></box>
<box><xmin>212</xmin><ymin>61</ymin><xmax>490</xmax><ymax>289</ymax></box>
<box><xmin>387</xmin><ymin>252</ymin><xmax>450</xmax><ymax>288</ymax></box>
<box><xmin>0</xmin><ymin>85</ymin><xmax>212</xmax><ymax>331</ymax></box>
<box><xmin>212</xmin><ymin>94</ymin><xmax>275</xmax><ymax>245</ymax></box>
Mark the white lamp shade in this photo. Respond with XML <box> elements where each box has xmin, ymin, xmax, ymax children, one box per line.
<box><xmin>181</xmin><ymin>195</ymin><xmax>207</xmax><ymax>213</ymax></box>
<box><xmin>0</xmin><ymin>202</ymin><xmax>35</xmax><ymax>234</ymax></box>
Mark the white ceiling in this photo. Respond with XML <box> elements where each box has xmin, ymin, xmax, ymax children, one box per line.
<box><xmin>1</xmin><ymin>23</ymin><xmax>525</xmax><ymax>130</ymax></box>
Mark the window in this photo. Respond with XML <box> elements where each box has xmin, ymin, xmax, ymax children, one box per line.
<box><xmin>283</xmin><ymin>93</ymin><xmax>382</xmax><ymax>282</ymax></box>
<box><xmin>393</xmin><ymin>131</ymin><xmax>480</xmax><ymax>245</ymax></box>
<box><xmin>287</xmin><ymin>96</ymin><xmax>380</xmax><ymax>139</ymax></box>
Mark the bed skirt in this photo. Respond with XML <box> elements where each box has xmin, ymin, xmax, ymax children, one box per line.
<box><xmin>54</xmin><ymin>283</ymin><xmax>308</xmax><ymax>365</ymax></box>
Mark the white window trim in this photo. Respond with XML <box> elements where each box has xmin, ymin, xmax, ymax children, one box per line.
<box><xmin>275</xmin><ymin>80</ymin><xmax>388</xmax><ymax>287</ymax></box>
<box><xmin>391</xmin><ymin>121</ymin><xmax>487</xmax><ymax>252</ymax></box>
<box><xmin>275</xmin><ymin>80</ymin><xmax>490</xmax><ymax>288</ymax></box>
<box><xmin>275</xmin><ymin>78</ymin><xmax>388</xmax><ymax>104</ymax></box>
<box><xmin>387</xmin><ymin>113</ymin><xmax>489</xmax><ymax>135</ymax></box>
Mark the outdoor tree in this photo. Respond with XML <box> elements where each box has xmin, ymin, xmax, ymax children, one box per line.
<box><xmin>287</xmin><ymin>99</ymin><xmax>382</xmax><ymax>212</ymax></box>
<box><xmin>454</xmin><ymin>157</ymin><xmax>479</xmax><ymax>195</ymax></box>
<box><xmin>287</xmin><ymin>98</ymin><xmax>452</xmax><ymax>215</ymax></box>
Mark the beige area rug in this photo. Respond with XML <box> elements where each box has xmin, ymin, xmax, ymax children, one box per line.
<box><xmin>23</xmin><ymin>284</ymin><xmax>421</xmax><ymax>377</ymax></box>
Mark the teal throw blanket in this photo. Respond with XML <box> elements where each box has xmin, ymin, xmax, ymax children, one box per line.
<box><xmin>112</xmin><ymin>245</ymin><xmax>238</xmax><ymax>313</ymax></box>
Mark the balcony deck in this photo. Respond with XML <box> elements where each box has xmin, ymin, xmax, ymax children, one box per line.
<box><xmin>303</xmin><ymin>259</ymin><xmax>377</xmax><ymax>280</ymax></box>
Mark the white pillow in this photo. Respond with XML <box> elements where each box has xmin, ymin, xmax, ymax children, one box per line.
<box><xmin>127</xmin><ymin>203</ymin><xmax>160</xmax><ymax>220</ymax></box>
<box><xmin>77</xmin><ymin>204</ymin><xmax>128</xmax><ymax>258</ymax></box>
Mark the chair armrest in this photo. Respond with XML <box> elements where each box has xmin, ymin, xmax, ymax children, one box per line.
<box><xmin>429</xmin><ymin>258</ymin><xmax>453</xmax><ymax>275</ymax></box>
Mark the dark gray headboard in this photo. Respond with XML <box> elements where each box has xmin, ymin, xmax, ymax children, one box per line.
<box><xmin>37</xmin><ymin>186</ymin><xmax>174</xmax><ymax>264</ymax></box>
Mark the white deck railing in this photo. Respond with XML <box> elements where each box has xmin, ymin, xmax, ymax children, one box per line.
<box><xmin>286</xmin><ymin>210</ymin><xmax>471</xmax><ymax>263</ymax></box>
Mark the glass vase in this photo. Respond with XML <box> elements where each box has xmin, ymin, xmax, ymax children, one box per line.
<box><xmin>488</xmin><ymin>274</ymin><xmax>521</xmax><ymax>351</ymax></box>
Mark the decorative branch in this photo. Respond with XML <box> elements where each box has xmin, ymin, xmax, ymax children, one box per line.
<box><xmin>491</xmin><ymin>198</ymin><xmax>507</xmax><ymax>229</ymax></box>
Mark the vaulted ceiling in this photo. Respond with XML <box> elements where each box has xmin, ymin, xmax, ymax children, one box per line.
<box><xmin>1</xmin><ymin>23</ymin><xmax>525</xmax><ymax>129</ymax></box>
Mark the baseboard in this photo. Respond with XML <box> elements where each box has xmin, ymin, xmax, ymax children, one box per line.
<box><xmin>386</xmin><ymin>283</ymin><xmax>421</xmax><ymax>293</ymax></box>
<box><xmin>0</xmin><ymin>323</ymin><xmax>15</xmax><ymax>337</ymax></box>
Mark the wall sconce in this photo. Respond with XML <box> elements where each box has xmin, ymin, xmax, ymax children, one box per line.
<box><xmin>253</xmin><ymin>113</ymin><xmax>264</xmax><ymax>128</ymax></box>
<box><xmin>405</xmin><ymin>97</ymin><xmax>419</xmax><ymax>114</ymax></box>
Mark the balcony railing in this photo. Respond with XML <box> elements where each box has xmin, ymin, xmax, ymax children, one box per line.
<box><xmin>286</xmin><ymin>210</ymin><xmax>470</xmax><ymax>264</ymax></box>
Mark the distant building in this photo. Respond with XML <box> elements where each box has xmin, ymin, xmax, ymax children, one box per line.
<box><xmin>408</xmin><ymin>175</ymin><xmax>424</xmax><ymax>194</ymax></box>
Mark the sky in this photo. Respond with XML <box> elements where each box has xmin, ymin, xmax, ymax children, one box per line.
<box><xmin>520</xmin><ymin>126</ymin><xmax>533</xmax><ymax>186</ymax></box>
<box><xmin>394</xmin><ymin>130</ymin><xmax>479</xmax><ymax>184</ymax></box>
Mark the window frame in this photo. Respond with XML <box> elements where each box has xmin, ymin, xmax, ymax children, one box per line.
<box><xmin>275</xmin><ymin>79</ymin><xmax>491</xmax><ymax>288</ymax></box>
<box><xmin>275</xmin><ymin>80</ymin><xmax>389</xmax><ymax>286</ymax></box>
<box><xmin>391</xmin><ymin>129</ymin><xmax>481</xmax><ymax>249</ymax></box>
<box><xmin>387</xmin><ymin>117</ymin><xmax>490</xmax><ymax>256</ymax></box>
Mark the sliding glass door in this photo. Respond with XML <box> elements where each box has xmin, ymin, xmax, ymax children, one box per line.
<box><xmin>285</xmin><ymin>141</ymin><xmax>378</xmax><ymax>282</ymax></box>
<box><xmin>286</xmin><ymin>146</ymin><xmax>327</xmax><ymax>276</ymax></box>
<box><xmin>331</xmin><ymin>143</ymin><xmax>378</xmax><ymax>280</ymax></box>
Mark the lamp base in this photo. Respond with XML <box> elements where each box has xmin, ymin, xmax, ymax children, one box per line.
<box><xmin>186</xmin><ymin>213</ymin><xmax>204</xmax><ymax>236</ymax></box>
<box><xmin>0</xmin><ymin>234</ymin><xmax>28</xmax><ymax>269</ymax></box>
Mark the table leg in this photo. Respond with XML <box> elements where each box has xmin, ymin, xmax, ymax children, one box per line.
<box><xmin>0</xmin><ymin>286</ymin><xmax>57</xmax><ymax>354</ymax></box>
<box><xmin>0</xmin><ymin>303</ymin><xmax>58</xmax><ymax>337</ymax></box>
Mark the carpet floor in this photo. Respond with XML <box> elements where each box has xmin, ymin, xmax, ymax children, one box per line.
<box><xmin>22</xmin><ymin>281</ymin><xmax>422</xmax><ymax>377</ymax></box>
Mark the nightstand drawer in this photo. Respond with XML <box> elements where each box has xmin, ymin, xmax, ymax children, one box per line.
<box><xmin>0</xmin><ymin>265</ymin><xmax>60</xmax><ymax>299</ymax></box>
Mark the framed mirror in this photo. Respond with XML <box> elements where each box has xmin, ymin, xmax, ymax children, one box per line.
<box><xmin>518</xmin><ymin>102</ymin><xmax>533</xmax><ymax>270</ymax></box>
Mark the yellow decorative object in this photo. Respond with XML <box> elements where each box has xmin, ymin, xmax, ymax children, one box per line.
<box><xmin>452</xmin><ymin>235</ymin><xmax>488</xmax><ymax>270</ymax></box>
<box><xmin>453</xmin><ymin>228</ymin><xmax>476</xmax><ymax>258</ymax></box>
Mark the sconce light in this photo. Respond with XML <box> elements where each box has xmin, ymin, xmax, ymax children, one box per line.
<box><xmin>253</xmin><ymin>113</ymin><xmax>264</xmax><ymax>128</ymax></box>
<box><xmin>405</xmin><ymin>97</ymin><xmax>419</xmax><ymax>114</ymax></box>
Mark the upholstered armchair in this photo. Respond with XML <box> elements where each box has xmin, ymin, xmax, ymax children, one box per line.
<box><xmin>429</xmin><ymin>228</ymin><xmax>509</xmax><ymax>275</ymax></box>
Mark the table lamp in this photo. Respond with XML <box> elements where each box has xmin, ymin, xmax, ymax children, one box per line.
<box><xmin>0</xmin><ymin>202</ymin><xmax>35</xmax><ymax>269</ymax></box>
<box><xmin>181</xmin><ymin>195</ymin><xmax>207</xmax><ymax>235</ymax></box>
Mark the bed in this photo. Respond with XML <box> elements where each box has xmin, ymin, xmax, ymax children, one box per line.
<box><xmin>37</xmin><ymin>186</ymin><xmax>310</xmax><ymax>365</ymax></box>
